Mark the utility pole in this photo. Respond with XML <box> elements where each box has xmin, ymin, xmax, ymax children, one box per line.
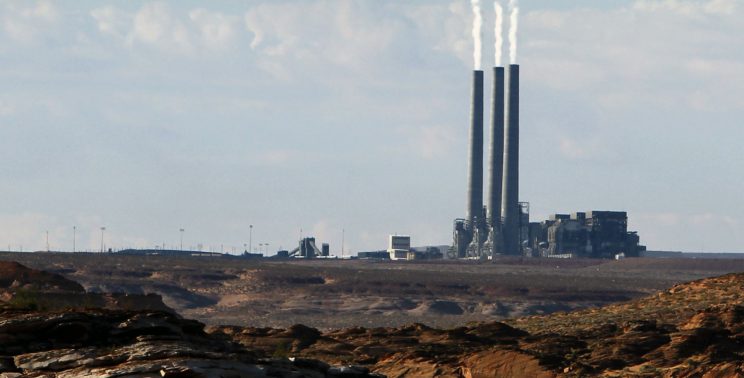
<box><xmin>73</xmin><ymin>226</ymin><xmax>76</xmax><ymax>253</ymax></box>
<box><xmin>249</xmin><ymin>224</ymin><xmax>253</xmax><ymax>253</ymax></box>
<box><xmin>341</xmin><ymin>228</ymin><xmax>345</xmax><ymax>258</ymax></box>
<box><xmin>180</xmin><ymin>228</ymin><xmax>185</xmax><ymax>251</ymax></box>
<box><xmin>100</xmin><ymin>227</ymin><xmax>106</xmax><ymax>253</ymax></box>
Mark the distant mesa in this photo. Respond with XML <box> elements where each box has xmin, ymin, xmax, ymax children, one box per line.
<box><xmin>0</xmin><ymin>260</ymin><xmax>171</xmax><ymax>313</ymax></box>
<box><xmin>0</xmin><ymin>261</ymin><xmax>85</xmax><ymax>294</ymax></box>
<box><xmin>117</xmin><ymin>249</ymin><xmax>231</xmax><ymax>257</ymax></box>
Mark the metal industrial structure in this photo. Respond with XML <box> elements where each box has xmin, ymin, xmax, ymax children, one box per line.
<box><xmin>453</xmin><ymin>64</ymin><xmax>521</xmax><ymax>258</ymax></box>
<box><xmin>288</xmin><ymin>237</ymin><xmax>330</xmax><ymax>258</ymax></box>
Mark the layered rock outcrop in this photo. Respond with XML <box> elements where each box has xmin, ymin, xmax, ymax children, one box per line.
<box><xmin>0</xmin><ymin>261</ymin><xmax>171</xmax><ymax>313</ymax></box>
<box><xmin>0</xmin><ymin>261</ymin><xmax>381</xmax><ymax>378</ymax></box>
<box><xmin>0</xmin><ymin>308</ymin><xmax>382</xmax><ymax>377</ymax></box>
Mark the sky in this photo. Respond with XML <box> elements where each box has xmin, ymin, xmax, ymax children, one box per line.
<box><xmin>0</xmin><ymin>0</ymin><xmax>742</xmax><ymax>254</ymax></box>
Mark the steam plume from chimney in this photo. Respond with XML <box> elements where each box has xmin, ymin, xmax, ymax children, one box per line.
<box><xmin>494</xmin><ymin>1</ymin><xmax>503</xmax><ymax>67</ymax></box>
<box><xmin>471</xmin><ymin>0</ymin><xmax>483</xmax><ymax>69</ymax></box>
<box><xmin>508</xmin><ymin>0</ymin><xmax>519</xmax><ymax>64</ymax></box>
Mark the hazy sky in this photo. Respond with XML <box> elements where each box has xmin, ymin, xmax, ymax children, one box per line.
<box><xmin>1</xmin><ymin>0</ymin><xmax>742</xmax><ymax>254</ymax></box>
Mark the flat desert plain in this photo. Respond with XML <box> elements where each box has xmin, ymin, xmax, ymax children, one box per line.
<box><xmin>1</xmin><ymin>252</ymin><xmax>742</xmax><ymax>329</ymax></box>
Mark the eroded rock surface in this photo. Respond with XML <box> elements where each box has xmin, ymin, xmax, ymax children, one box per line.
<box><xmin>9</xmin><ymin>252</ymin><xmax>744</xmax><ymax>329</ymax></box>
<box><xmin>0</xmin><ymin>308</ymin><xmax>381</xmax><ymax>377</ymax></box>
<box><xmin>0</xmin><ymin>261</ymin><xmax>84</xmax><ymax>294</ymax></box>
<box><xmin>212</xmin><ymin>273</ymin><xmax>744</xmax><ymax>377</ymax></box>
<box><xmin>0</xmin><ymin>260</ymin><xmax>172</xmax><ymax>313</ymax></box>
<box><xmin>3</xmin><ymin>258</ymin><xmax>744</xmax><ymax>377</ymax></box>
<box><xmin>0</xmin><ymin>261</ymin><xmax>381</xmax><ymax>378</ymax></box>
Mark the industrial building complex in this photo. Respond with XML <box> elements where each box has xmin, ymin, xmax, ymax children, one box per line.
<box><xmin>451</xmin><ymin>65</ymin><xmax>644</xmax><ymax>259</ymax></box>
<box><xmin>238</xmin><ymin>56</ymin><xmax>644</xmax><ymax>262</ymax></box>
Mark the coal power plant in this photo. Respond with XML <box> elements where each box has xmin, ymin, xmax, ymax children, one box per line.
<box><xmin>450</xmin><ymin>65</ymin><xmax>644</xmax><ymax>259</ymax></box>
<box><xmin>452</xmin><ymin>64</ymin><xmax>520</xmax><ymax>258</ymax></box>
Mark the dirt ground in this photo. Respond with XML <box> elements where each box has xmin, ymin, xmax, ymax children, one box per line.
<box><xmin>1</xmin><ymin>252</ymin><xmax>742</xmax><ymax>329</ymax></box>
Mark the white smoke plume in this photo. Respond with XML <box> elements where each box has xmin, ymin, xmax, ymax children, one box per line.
<box><xmin>508</xmin><ymin>0</ymin><xmax>519</xmax><ymax>64</ymax></box>
<box><xmin>471</xmin><ymin>0</ymin><xmax>483</xmax><ymax>70</ymax></box>
<box><xmin>494</xmin><ymin>1</ymin><xmax>503</xmax><ymax>67</ymax></box>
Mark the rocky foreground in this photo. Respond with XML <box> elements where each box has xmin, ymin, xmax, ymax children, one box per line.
<box><xmin>0</xmin><ymin>308</ymin><xmax>381</xmax><ymax>377</ymax></box>
<box><xmin>1</xmin><ymin>260</ymin><xmax>744</xmax><ymax>377</ymax></box>
<box><xmin>0</xmin><ymin>261</ymin><xmax>380</xmax><ymax>377</ymax></box>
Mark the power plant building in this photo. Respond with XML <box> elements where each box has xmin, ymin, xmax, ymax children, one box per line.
<box><xmin>451</xmin><ymin>65</ymin><xmax>643</xmax><ymax>259</ymax></box>
<box><xmin>526</xmin><ymin>211</ymin><xmax>644</xmax><ymax>258</ymax></box>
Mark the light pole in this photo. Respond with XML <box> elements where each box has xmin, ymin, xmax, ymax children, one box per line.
<box><xmin>249</xmin><ymin>225</ymin><xmax>253</xmax><ymax>253</ymax></box>
<box><xmin>180</xmin><ymin>228</ymin><xmax>185</xmax><ymax>251</ymax></box>
<box><xmin>73</xmin><ymin>226</ymin><xmax>76</xmax><ymax>253</ymax></box>
<box><xmin>264</xmin><ymin>243</ymin><xmax>270</xmax><ymax>255</ymax></box>
<box><xmin>100</xmin><ymin>227</ymin><xmax>106</xmax><ymax>253</ymax></box>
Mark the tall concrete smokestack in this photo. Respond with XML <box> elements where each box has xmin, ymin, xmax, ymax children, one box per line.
<box><xmin>466</xmin><ymin>70</ymin><xmax>485</xmax><ymax>227</ymax></box>
<box><xmin>501</xmin><ymin>64</ymin><xmax>519</xmax><ymax>255</ymax></box>
<box><xmin>488</xmin><ymin>66</ymin><xmax>505</xmax><ymax>255</ymax></box>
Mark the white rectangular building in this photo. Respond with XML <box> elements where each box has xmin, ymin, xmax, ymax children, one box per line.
<box><xmin>388</xmin><ymin>235</ymin><xmax>411</xmax><ymax>260</ymax></box>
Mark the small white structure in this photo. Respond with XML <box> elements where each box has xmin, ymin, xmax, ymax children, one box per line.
<box><xmin>388</xmin><ymin>235</ymin><xmax>411</xmax><ymax>260</ymax></box>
